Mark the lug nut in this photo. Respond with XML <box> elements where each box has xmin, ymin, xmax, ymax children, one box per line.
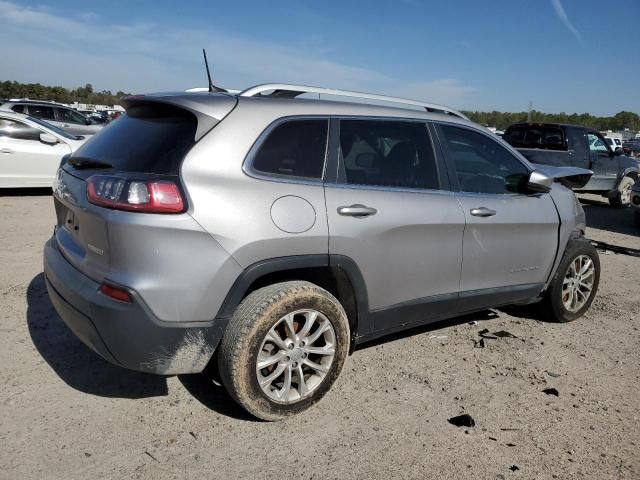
<box><xmin>292</xmin><ymin>362</ymin><xmax>298</xmax><ymax>368</ymax></box>
<box><xmin>288</xmin><ymin>343</ymin><xmax>295</xmax><ymax>350</ymax></box>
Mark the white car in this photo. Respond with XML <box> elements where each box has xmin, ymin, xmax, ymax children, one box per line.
<box><xmin>0</xmin><ymin>110</ymin><xmax>87</xmax><ymax>188</ymax></box>
<box><xmin>604</xmin><ymin>136</ymin><xmax>623</xmax><ymax>151</ymax></box>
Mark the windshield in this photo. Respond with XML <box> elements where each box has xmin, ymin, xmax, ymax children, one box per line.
<box><xmin>27</xmin><ymin>115</ymin><xmax>79</xmax><ymax>140</ymax></box>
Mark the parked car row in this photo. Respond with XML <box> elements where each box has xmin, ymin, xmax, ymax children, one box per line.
<box><xmin>0</xmin><ymin>109</ymin><xmax>87</xmax><ymax>187</ymax></box>
<box><xmin>0</xmin><ymin>99</ymin><xmax>107</xmax><ymax>136</ymax></box>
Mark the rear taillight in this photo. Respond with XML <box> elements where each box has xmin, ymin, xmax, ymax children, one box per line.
<box><xmin>87</xmin><ymin>175</ymin><xmax>184</xmax><ymax>213</ymax></box>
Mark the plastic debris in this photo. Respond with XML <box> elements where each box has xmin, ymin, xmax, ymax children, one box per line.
<box><xmin>542</xmin><ymin>388</ymin><xmax>559</xmax><ymax>397</ymax></box>
<box><xmin>509</xmin><ymin>465</ymin><xmax>520</xmax><ymax>471</ymax></box>
<box><xmin>545</xmin><ymin>371</ymin><xmax>561</xmax><ymax>378</ymax></box>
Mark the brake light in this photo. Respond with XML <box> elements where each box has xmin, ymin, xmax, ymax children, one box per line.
<box><xmin>87</xmin><ymin>175</ymin><xmax>184</xmax><ymax>213</ymax></box>
<box><xmin>99</xmin><ymin>283</ymin><xmax>132</xmax><ymax>303</ymax></box>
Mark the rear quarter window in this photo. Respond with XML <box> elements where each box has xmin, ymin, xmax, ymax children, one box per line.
<box><xmin>250</xmin><ymin>119</ymin><xmax>328</xmax><ymax>180</ymax></box>
<box><xmin>71</xmin><ymin>103</ymin><xmax>197</xmax><ymax>174</ymax></box>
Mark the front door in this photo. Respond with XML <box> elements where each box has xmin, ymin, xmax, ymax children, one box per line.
<box><xmin>435</xmin><ymin>123</ymin><xmax>559</xmax><ymax>309</ymax></box>
<box><xmin>587</xmin><ymin>132</ymin><xmax>618</xmax><ymax>191</ymax></box>
<box><xmin>0</xmin><ymin>117</ymin><xmax>70</xmax><ymax>187</ymax></box>
<box><xmin>325</xmin><ymin>118</ymin><xmax>465</xmax><ymax>335</ymax></box>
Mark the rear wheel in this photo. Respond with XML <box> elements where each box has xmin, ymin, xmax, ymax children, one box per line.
<box><xmin>218</xmin><ymin>281</ymin><xmax>350</xmax><ymax>421</ymax></box>
<box><xmin>540</xmin><ymin>239</ymin><xmax>600</xmax><ymax>322</ymax></box>
<box><xmin>609</xmin><ymin>176</ymin><xmax>634</xmax><ymax>208</ymax></box>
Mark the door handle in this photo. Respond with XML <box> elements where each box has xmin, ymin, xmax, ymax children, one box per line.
<box><xmin>0</xmin><ymin>148</ymin><xmax>14</xmax><ymax>154</ymax></box>
<box><xmin>470</xmin><ymin>207</ymin><xmax>496</xmax><ymax>217</ymax></box>
<box><xmin>337</xmin><ymin>204</ymin><xmax>377</xmax><ymax>217</ymax></box>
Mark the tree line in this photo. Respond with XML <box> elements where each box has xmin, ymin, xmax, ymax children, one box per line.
<box><xmin>0</xmin><ymin>81</ymin><xmax>130</xmax><ymax>106</ymax></box>
<box><xmin>2</xmin><ymin>80</ymin><xmax>638</xmax><ymax>131</ymax></box>
<box><xmin>462</xmin><ymin>109</ymin><xmax>640</xmax><ymax>132</ymax></box>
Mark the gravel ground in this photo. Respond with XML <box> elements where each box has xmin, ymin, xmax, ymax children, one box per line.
<box><xmin>0</xmin><ymin>191</ymin><xmax>638</xmax><ymax>480</ymax></box>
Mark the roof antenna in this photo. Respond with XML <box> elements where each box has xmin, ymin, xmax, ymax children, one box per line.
<box><xmin>202</xmin><ymin>48</ymin><xmax>226</xmax><ymax>93</ymax></box>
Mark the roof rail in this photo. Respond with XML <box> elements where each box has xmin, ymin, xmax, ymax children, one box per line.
<box><xmin>239</xmin><ymin>83</ymin><xmax>469</xmax><ymax>120</ymax></box>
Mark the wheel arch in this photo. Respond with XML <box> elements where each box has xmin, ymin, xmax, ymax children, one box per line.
<box><xmin>214</xmin><ymin>255</ymin><xmax>371</xmax><ymax>350</ymax></box>
<box><xmin>620</xmin><ymin>167</ymin><xmax>638</xmax><ymax>181</ymax></box>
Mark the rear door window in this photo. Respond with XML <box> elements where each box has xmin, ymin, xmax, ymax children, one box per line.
<box><xmin>338</xmin><ymin>119</ymin><xmax>439</xmax><ymax>190</ymax></box>
<box><xmin>10</xmin><ymin>105</ymin><xmax>25</xmax><ymax>114</ymax></box>
<box><xmin>70</xmin><ymin>103</ymin><xmax>197</xmax><ymax>174</ymax></box>
<box><xmin>27</xmin><ymin>105</ymin><xmax>56</xmax><ymax>121</ymax></box>
<box><xmin>251</xmin><ymin>119</ymin><xmax>328</xmax><ymax>179</ymax></box>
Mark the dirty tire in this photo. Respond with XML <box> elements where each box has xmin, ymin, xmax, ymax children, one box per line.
<box><xmin>540</xmin><ymin>239</ymin><xmax>600</xmax><ymax>323</ymax></box>
<box><xmin>217</xmin><ymin>281</ymin><xmax>350</xmax><ymax>421</ymax></box>
<box><xmin>608</xmin><ymin>176</ymin><xmax>634</xmax><ymax>208</ymax></box>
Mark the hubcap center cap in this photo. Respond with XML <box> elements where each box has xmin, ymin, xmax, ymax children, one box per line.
<box><xmin>289</xmin><ymin>347</ymin><xmax>304</xmax><ymax>363</ymax></box>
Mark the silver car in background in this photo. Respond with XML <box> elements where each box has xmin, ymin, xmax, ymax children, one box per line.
<box><xmin>43</xmin><ymin>84</ymin><xmax>600</xmax><ymax>421</ymax></box>
<box><xmin>0</xmin><ymin>110</ymin><xmax>86</xmax><ymax>187</ymax></box>
<box><xmin>0</xmin><ymin>100</ymin><xmax>104</xmax><ymax>136</ymax></box>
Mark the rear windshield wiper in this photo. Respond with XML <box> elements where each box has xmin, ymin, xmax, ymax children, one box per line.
<box><xmin>68</xmin><ymin>157</ymin><xmax>113</xmax><ymax>169</ymax></box>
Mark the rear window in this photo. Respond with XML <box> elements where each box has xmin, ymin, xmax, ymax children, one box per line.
<box><xmin>71</xmin><ymin>103</ymin><xmax>197</xmax><ymax>174</ymax></box>
<box><xmin>504</xmin><ymin>125</ymin><xmax>566</xmax><ymax>151</ymax></box>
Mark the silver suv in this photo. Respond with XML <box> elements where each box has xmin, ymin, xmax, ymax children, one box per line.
<box><xmin>1</xmin><ymin>100</ymin><xmax>104</xmax><ymax>136</ymax></box>
<box><xmin>43</xmin><ymin>84</ymin><xmax>600</xmax><ymax>420</ymax></box>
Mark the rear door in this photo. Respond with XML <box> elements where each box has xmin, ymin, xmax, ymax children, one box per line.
<box><xmin>0</xmin><ymin>117</ymin><xmax>70</xmax><ymax>187</ymax></box>
<box><xmin>434</xmin><ymin>122</ymin><xmax>559</xmax><ymax>307</ymax></box>
<box><xmin>324</xmin><ymin>118</ymin><xmax>465</xmax><ymax>335</ymax></box>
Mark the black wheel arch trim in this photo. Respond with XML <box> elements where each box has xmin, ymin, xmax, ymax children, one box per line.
<box><xmin>214</xmin><ymin>254</ymin><xmax>372</xmax><ymax>338</ymax></box>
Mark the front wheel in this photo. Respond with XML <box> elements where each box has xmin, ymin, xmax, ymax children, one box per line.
<box><xmin>217</xmin><ymin>281</ymin><xmax>350</xmax><ymax>421</ymax></box>
<box><xmin>609</xmin><ymin>176</ymin><xmax>634</xmax><ymax>208</ymax></box>
<box><xmin>540</xmin><ymin>239</ymin><xmax>600</xmax><ymax>322</ymax></box>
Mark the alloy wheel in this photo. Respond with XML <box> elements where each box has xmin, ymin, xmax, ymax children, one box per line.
<box><xmin>562</xmin><ymin>254</ymin><xmax>595</xmax><ymax>313</ymax></box>
<box><xmin>256</xmin><ymin>309</ymin><xmax>336</xmax><ymax>403</ymax></box>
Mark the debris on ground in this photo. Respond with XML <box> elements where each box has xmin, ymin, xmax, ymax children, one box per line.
<box><xmin>494</xmin><ymin>330</ymin><xmax>517</xmax><ymax>338</ymax></box>
<box><xmin>478</xmin><ymin>329</ymin><xmax>497</xmax><ymax>339</ymax></box>
<box><xmin>475</xmin><ymin>329</ymin><xmax>517</xmax><ymax>347</ymax></box>
<box><xmin>545</xmin><ymin>371</ymin><xmax>561</xmax><ymax>378</ymax></box>
<box><xmin>189</xmin><ymin>431</ymin><xmax>198</xmax><ymax>440</ymax></box>
<box><xmin>542</xmin><ymin>388</ymin><xmax>559</xmax><ymax>397</ymax></box>
<box><xmin>448</xmin><ymin>414</ymin><xmax>476</xmax><ymax>428</ymax></box>
<box><xmin>509</xmin><ymin>465</ymin><xmax>520</xmax><ymax>471</ymax></box>
<box><xmin>145</xmin><ymin>451</ymin><xmax>159</xmax><ymax>462</ymax></box>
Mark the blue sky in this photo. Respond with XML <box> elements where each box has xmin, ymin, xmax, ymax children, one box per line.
<box><xmin>1</xmin><ymin>0</ymin><xmax>638</xmax><ymax>115</ymax></box>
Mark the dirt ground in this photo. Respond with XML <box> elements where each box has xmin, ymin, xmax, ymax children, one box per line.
<box><xmin>0</xmin><ymin>191</ymin><xmax>638</xmax><ymax>480</ymax></box>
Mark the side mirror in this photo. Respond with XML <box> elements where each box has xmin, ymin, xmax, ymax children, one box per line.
<box><xmin>527</xmin><ymin>170</ymin><xmax>553</xmax><ymax>193</ymax></box>
<box><xmin>86</xmin><ymin>119</ymin><xmax>92</xmax><ymax>125</ymax></box>
<box><xmin>39</xmin><ymin>133</ymin><xmax>59</xmax><ymax>145</ymax></box>
<box><xmin>614</xmin><ymin>147</ymin><xmax>624</xmax><ymax>156</ymax></box>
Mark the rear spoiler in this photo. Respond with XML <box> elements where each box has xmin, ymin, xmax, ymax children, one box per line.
<box><xmin>531</xmin><ymin>163</ymin><xmax>593</xmax><ymax>189</ymax></box>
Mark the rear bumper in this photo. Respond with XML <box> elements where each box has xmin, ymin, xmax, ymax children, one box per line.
<box><xmin>43</xmin><ymin>237</ymin><xmax>225</xmax><ymax>375</ymax></box>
